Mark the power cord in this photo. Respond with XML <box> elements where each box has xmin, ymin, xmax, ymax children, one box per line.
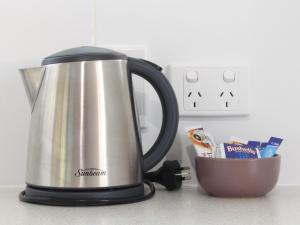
<box><xmin>144</xmin><ymin>160</ymin><xmax>191</xmax><ymax>191</ymax></box>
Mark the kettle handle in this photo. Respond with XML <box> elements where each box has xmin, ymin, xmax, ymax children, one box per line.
<box><xmin>128</xmin><ymin>57</ymin><xmax>179</xmax><ymax>172</ymax></box>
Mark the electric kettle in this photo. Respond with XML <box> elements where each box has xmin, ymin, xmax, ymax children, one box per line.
<box><xmin>19</xmin><ymin>46</ymin><xmax>179</xmax><ymax>205</ymax></box>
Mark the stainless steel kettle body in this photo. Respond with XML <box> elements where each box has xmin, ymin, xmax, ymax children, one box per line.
<box><xmin>20</xmin><ymin>47</ymin><xmax>179</xmax><ymax>191</ymax></box>
<box><xmin>26</xmin><ymin>60</ymin><xmax>143</xmax><ymax>188</ymax></box>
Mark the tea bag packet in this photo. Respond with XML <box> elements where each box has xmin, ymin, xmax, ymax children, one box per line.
<box><xmin>187</xmin><ymin>130</ymin><xmax>283</xmax><ymax>159</ymax></box>
<box><xmin>186</xmin><ymin>126</ymin><xmax>216</xmax><ymax>158</ymax></box>
<box><xmin>260</xmin><ymin>137</ymin><xmax>283</xmax><ymax>158</ymax></box>
<box><xmin>220</xmin><ymin>143</ymin><xmax>261</xmax><ymax>159</ymax></box>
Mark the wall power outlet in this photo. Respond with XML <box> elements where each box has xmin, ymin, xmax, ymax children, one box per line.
<box><xmin>168</xmin><ymin>66</ymin><xmax>249</xmax><ymax>116</ymax></box>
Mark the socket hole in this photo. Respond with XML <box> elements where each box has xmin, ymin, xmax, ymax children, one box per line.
<box><xmin>198</xmin><ymin>92</ymin><xmax>202</xmax><ymax>97</ymax></box>
<box><xmin>230</xmin><ymin>92</ymin><xmax>234</xmax><ymax>97</ymax></box>
<box><xmin>226</xmin><ymin>102</ymin><xmax>228</xmax><ymax>108</ymax></box>
<box><xmin>220</xmin><ymin>92</ymin><xmax>224</xmax><ymax>97</ymax></box>
<box><xmin>193</xmin><ymin>102</ymin><xmax>196</xmax><ymax>108</ymax></box>
<box><xmin>188</xmin><ymin>92</ymin><xmax>192</xmax><ymax>97</ymax></box>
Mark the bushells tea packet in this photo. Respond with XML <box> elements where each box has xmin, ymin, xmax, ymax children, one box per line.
<box><xmin>220</xmin><ymin>143</ymin><xmax>261</xmax><ymax>159</ymax></box>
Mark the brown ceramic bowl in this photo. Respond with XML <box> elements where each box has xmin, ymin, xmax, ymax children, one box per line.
<box><xmin>195</xmin><ymin>155</ymin><xmax>281</xmax><ymax>197</ymax></box>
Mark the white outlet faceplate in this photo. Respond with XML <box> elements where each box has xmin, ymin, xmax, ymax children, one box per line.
<box><xmin>168</xmin><ymin>66</ymin><xmax>249</xmax><ymax>116</ymax></box>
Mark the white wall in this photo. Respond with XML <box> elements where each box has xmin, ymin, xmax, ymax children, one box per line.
<box><xmin>0</xmin><ymin>0</ymin><xmax>93</xmax><ymax>185</ymax></box>
<box><xmin>0</xmin><ymin>0</ymin><xmax>299</xmax><ymax>185</ymax></box>
<box><xmin>95</xmin><ymin>0</ymin><xmax>300</xmax><ymax>185</ymax></box>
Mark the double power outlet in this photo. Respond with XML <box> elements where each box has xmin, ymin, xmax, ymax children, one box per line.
<box><xmin>168</xmin><ymin>66</ymin><xmax>249</xmax><ymax>116</ymax></box>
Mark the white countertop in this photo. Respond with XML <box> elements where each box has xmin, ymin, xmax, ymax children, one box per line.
<box><xmin>0</xmin><ymin>186</ymin><xmax>299</xmax><ymax>225</ymax></box>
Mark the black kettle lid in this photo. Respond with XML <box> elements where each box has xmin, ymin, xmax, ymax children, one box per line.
<box><xmin>42</xmin><ymin>46</ymin><xmax>127</xmax><ymax>65</ymax></box>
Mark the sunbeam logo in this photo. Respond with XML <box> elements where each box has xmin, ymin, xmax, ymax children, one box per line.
<box><xmin>74</xmin><ymin>168</ymin><xmax>107</xmax><ymax>177</ymax></box>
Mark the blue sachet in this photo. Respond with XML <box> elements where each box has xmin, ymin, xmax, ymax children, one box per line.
<box><xmin>260</xmin><ymin>137</ymin><xmax>283</xmax><ymax>158</ymax></box>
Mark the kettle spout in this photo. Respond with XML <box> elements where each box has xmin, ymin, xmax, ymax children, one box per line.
<box><xmin>19</xmin><ymin>67</ymin><xmax>45</xmax><ymax>108</ymax></box>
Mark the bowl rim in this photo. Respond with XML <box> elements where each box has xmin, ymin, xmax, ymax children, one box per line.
<box><xmin>196</xmin><ymin>154</ymin><xmax>281</xmax><ymax>161</ymax></box>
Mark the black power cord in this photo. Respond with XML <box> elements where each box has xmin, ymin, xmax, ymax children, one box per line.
<box><xmin>144</xmin><ymin>160</ymin><xmax>191</xmax><ymax>191</ymax></box>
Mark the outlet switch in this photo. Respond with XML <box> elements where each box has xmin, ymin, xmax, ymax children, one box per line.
<box><xmin>223</xmin><ymin>70</ymin><xmax>235</xmax><ymax>83</ymax></box>
<box><xmin>168</xmin><ymin>66</ymin><xmax>249</xmax><ymax>116</ymax></box>
<box><xmin>186</xmin><ymin>71</ymin><xmax>198</xmax><ymax>82</ymax></box>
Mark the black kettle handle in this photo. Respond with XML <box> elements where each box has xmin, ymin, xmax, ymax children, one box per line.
<box><xmin>128</xmin><ymin>57</ymin><xmax>179</xmax><ymax>172</ymax></box>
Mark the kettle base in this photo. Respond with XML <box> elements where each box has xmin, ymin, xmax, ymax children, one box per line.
<box><xmin>19</xmin><ymin>181</ymin><xmax>155</xmax><ymax>206</ymax></box>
